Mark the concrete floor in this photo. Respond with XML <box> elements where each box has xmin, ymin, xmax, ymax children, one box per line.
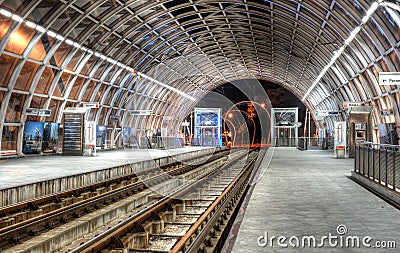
<box><xmin>0</xmin><ymin>147</ymin><xmax>210</xmax><ymax>190</ymax></box>
<box><xmin>229</xmin><ymin>148</ymin><xmax>400</xmax><ymax>253</ymax></box>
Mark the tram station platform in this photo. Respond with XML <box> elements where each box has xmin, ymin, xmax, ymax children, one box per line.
<box><xmin>227</xmin><ymin>148</ymin><xmax>400</xmax><ymax>252</ymax></box>
<box><xmin>0</xmin><ymin>147</ymin><xmax>215</xmax><ymax>207</ymax></box>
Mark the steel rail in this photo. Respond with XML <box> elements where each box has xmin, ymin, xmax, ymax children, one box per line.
<box><xmin>0</xmin><ymin>149</ymin><xmax>231</xmax><ymax>250</ymax></box>
<box><xmin>68</xmin><ymin>149</ymin><xmax>253</xmax><ymax>253</ymax></box>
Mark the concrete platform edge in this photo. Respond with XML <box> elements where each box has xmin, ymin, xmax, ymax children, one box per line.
<box><xmin>0</xmin><ymin>148</ymin><xmax>215</xmax><ymax>207</ymax></box>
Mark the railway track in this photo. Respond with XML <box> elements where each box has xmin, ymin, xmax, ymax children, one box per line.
<box><xmin>0</xmin><ymin>148</ymin><xmax>232</xmax><ymax>252</ymax></box>
<box><xmin>64</xmin><ymin>148</ymin><xmax>263</xmax><ymax>253</ymax></box>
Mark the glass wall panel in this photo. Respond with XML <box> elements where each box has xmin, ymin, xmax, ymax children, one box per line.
<box><xmin>5</xmin><ymin>93</ymin><xmax>26</xmax><ymax>122</ymax></box>
<box><xmin>0</xmin><ymin>54</ymin><xmax>19</xmax><ymax>88</ymax></box>
<box><xmin>15</xmin><ymin>61</ymin><xmax>39</xmax><ymax>91</ymax></box>
<box><xmin>82</xmin><ymin>80</ymin><xmax>96</xmax><ymax>101</ymax></box>
<box><xmin>27</xmin><ymin>34</ymin><xmax>58</xmax><ymax>62</ymax></box>
<box><xmin>47</xmin><ymin>99</ymin><xmax>62</xmax><ymax>122</ymax></box>
<box><xmin>35</xmin><ymin>66</ymin><xmax>55</xmax><ymax>94</ymax></box>
<box><xmin>1</xmin><ymin>126</ymin><xmax>18</xmax><ymax>155</ymax></box>
<box><xmin>0</xmin><ymin>19</ymin><xmax>13</xmax><ymax>41</ymax></box>
<box><xmin>68</xmin><ymin>76</ymin><xmax>85</xmax><ymax>100</ymax></box>
<box><xmin>26</xmin><ymin>96</ymin><xmax>46</xmax><ymax>121</ymax></box>
<box><xmin>5</xmin><ymin>25</ymin><xmax>36</xmax><ymax>55</ymax></box>
<box><xmin>52</xmin><ymin>42</ymin><xmax>72</xmax><ymax>67</ymax></box>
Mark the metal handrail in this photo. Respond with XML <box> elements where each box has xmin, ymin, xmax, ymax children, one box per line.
<box><xmin>355</xmin><ymin>142</ymin><xmax>400</xmax><ymax>191</ymax></box>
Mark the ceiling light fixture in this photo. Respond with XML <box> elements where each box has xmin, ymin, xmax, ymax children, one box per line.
<box><xmin>0</xmin><ymin>8</ymin><xmax>196</xmax><ymax>101</ymax></box>
<box><xmin>301</xmin><ymin>1</ymin><xmax>382</xmax><ymax>102</ymax></box>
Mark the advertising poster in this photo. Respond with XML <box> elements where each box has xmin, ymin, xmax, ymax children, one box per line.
<box><xmin>23</xmin><ymin>122</ymin><xmax>44</xmax><ymax>153</ymax></box>
<box><xmin>42</xmin><ymin>123</ymin><xmax>59</xmax><ymax>152</ymax></box>
<box><xmin>96</xmin><ymin>125</ymin><xmax>107</xmax><ymax>147</ymax></box>
<box><xmin>122</xmin><ymin>127</ymin><xmax>131</xmax><ymax>146</ymax></box>
<box><xmin>194</xmin><ymin>108</ymin><xmax>222</xmax><ymax>147</ymax></box>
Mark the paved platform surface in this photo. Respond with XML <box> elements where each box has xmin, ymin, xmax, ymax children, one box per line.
<box><xmin>0</xmin><ymin>147</ymin><xmax>210</xmax><ymax>190</ymax></box>
<box><xmin>228</xmin><ymin>147</ymin><xmax>400</xmax><ymax>252</ymax></box>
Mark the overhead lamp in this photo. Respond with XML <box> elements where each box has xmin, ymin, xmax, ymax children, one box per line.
<box><xmin>0</xmin><ymin>9</ymin><xmax>12</xmax><ymax>17</ymax></box>
<box><xmin>344</xmin><ymin>27</ymin><xmax>361</xmax><ymax>45</ymax></box>
<box><xmin>366</xmin><ymin>2</ymin><xmax>380</xmax><ymax>17</ymax></box>
<box><xmin>139</xmin><ymin>72</ymin><xmax>196</xmax><ymax>101</ymax></box>
<box><xmin>11</xmin><ymin>14</ymin><xmax>23</xmax><ymax>23</ymax></box>
<box><xmin>65</xmin><ymin>39</ymin><xmax>74</xmax><ymax>45</ymax></box>
<box><xmin>0</xmin><ymin>8</ymin><xmax>195</xmax><ymax>102</ymax></box>
<box><xmin>55</xmin><ymin>34</ymin><xmax>64</xmax><ymax>41</ymax></box>
<box><xmin>302</xmin><ymin>1</ymin><xmax>381</xmax><ymax>102</ymax></box>
<box><xmin>35</xmin><ymin>25</ymin><xmax>46</xmax><ymax>33</ymax></box>
<box><xmin>25</xmin><ymin>21</ymin><xmax>36</xmax><ymax>28</ymax></box>
<box><xmin>47</xmin><ymin>30</ymin><xmax>56</xmax><ymax>37</ymax></box>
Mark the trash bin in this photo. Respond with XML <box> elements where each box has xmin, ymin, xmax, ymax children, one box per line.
<box><xmin>336</xmin><ymin>146</ymin><xmax>345</xmax><ymax>158</ymax></box>
<box><xmin>84</xmin><ymin>145</ymin><xmax>96</xmax><ymax>156</ymax></box>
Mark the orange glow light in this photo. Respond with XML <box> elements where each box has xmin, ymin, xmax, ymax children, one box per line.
<box><xmin>10</xmin><ymin>31</ymin><xmax>28</xmax><ymax>48</ymax></box>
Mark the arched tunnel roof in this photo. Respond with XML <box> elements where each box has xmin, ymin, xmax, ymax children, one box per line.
<box><xmin>0</xmin><ymin>0</ymin><xmax>399</xmax><ymax>138</ymax></box>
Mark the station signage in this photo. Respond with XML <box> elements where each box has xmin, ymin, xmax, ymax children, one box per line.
<box><xmin>380</xmin><ymin>109</ymin><xmax>394</xmax><ymax>117</ymax></box>
<box><xmin>38</xmin><ymin>109</ymin><xmax>51</xmax><ymax>117</ymax></box>
<box><xmin>25</xmin><ymin>108</ymin><xmax>39</xmax><ymax>116</ymax></box>
<box><xmin>316</xmin><ymin>110</ymin><xmax>329</xmax><ymax>118</ymax></box>
<box><xmin>25</xmin><ymin>108</ymin><xmax>51</xmax><ymax>117</ymax></box>
<box><xmin>316</xmin><ymin>110</ymin><xmax>339</xmax><ymax>119</ymax></box>
<box><xmin>109</xmin><ymin>115</ymin><xmax>120</xmax><ymax>122</ymax></box>
<box><xmin>83</xmin><ymin>102</ymin><xmax>100</xmax><ymax>109</ymax></box>
<box><xmin>130</xmin><ymin>110</ymin><xmax>153</xmax><ymax>115</ymax></box>
<box><xmin>379</xmin><ymin>72</ymin><xmax>400</xmax><ymax>85</ymax></box>
<box><xmin>343</xmin><ymin>102</ymin><xmax>362</xmax><ymax>109</ymax></box>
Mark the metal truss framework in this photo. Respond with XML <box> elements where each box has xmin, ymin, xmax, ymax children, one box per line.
<box><xmin>0</xmin><ymin>0</ymin><xmax>399</xmax><ymax>154</ymax></box>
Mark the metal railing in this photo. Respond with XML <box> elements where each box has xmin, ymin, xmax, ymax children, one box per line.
<box><xmin>297</xmin><ymin>137</ymin><xmax>334</xmax><ymax>150</ymax></box>
<box><xmin>139</xmin><ymin>137</ymin><xmax>184</xmax><ymax>149</ymax></box>
<box><xmin>273</xmin><ymin>137</ymin><xmax>297</xmax><ymax>147</ymax></box>
<box><xmin>355</xmin><ymin>142</ymin><xmax>400</xmax><ymax>191</ymax></box>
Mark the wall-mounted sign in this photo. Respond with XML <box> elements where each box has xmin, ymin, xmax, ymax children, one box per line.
<box><xmin>379</xmin><ymin>72</ymin><xmax>400</xmax><ymax>85</ymax></box>
<box><xmin>109</xmin><ymin>115</ymin><xmax>120</xmax><ymax>122</ymax></box>
<box><xmin>343</xmin><ymin>102</ymin><xmax>362</xmax><ymax>109</ymax></box>
<box><xmin>380</xmin><ymin>109</ymin><xmax>394</xmax><ymax>117</ymax></box>
<box><xmin>316</xmin><ymin>110</ymin><xmax>339</xmax><ymax>120</ymax></box>
<box><xmin>38</xmin><ymin>109</ymin><xmax>51</xmax><ymax>117</ymax></box>
<box><xmin>25</xmin><ymin>108</ymin><xmax>39</xmax><ymax>115</ymax></box>
<box><xmin>181</xmin><ymin>121</ymin><xmax>190</xmax><ymax>126</ymax></box>
<box><xmin>83</xmin><ymin>102</ymin><xmax>100</xmax><ymax>109</ymax></box>
<box><xmin>25</xmin><ymin>108</ymin><xmax>51</xmax><ymax>117</ymax></box>
<box><xmin>129</xmin><ymin>110</ymin><xmax>153</xmax><ymax>115</ymax></box>
<box><xmin>316</xmin><ymin>110</ymin><xmax>329</xmax><ymax>118</ymax></box>
<box><xmin>328</xmin><ymin>111</ymin><xmax>339</xmax><ymax>115</ymax></box>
